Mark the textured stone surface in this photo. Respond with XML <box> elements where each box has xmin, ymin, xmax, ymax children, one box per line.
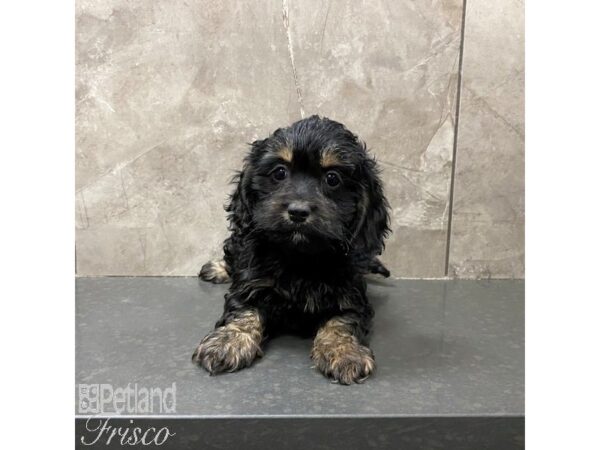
<box><xmin>75</xmin><ymin>0</ymin><xmax>463</xmax><ymax>277</ymax></box>
<box><xmin>76</xmin><ymin>278</ymin><xmax>524</xmax><ymax>416</ymax></box>
<box><xmin>448</xmin><ymin>0</ymin><xmax>525</xmax><ymax>278</ymax></box>
<box><xmin>75</xmin><ymin>279</ymin><xmax>524</xmax><ymax>448</ymax></box>
<box><xmin>76</xmin><ymin>0</ymin><xmax>300</xmax><ymax>275</ymax></box>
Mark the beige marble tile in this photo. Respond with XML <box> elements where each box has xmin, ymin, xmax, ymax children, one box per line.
<box><xmin>76</xmin><ymin>0</ymin><xmax>300</xmax><ymax>275</ymax></box>
<box><xmin>76</xmin><ymin>0</ymin><xmax>464</xmax><ymax>276</ymax></box>
<box><xmin>448</xmin><ymin>0</ymin><xmax>524</xmax><ymax>279</ymax></box>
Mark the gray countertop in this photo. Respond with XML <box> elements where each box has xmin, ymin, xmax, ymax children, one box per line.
<box><xmin>76</xmin><ymin>277</ymin><xmax>524</xmax><ymax>418</ymax></box>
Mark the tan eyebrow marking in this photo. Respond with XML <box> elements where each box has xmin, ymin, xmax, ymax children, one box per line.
<box><xmin>277</xmin><ymin>146</ymin><xmax>293</xmax><ymax>163</ymax></box>
<box><xmin>321</xmin><ymin>148</ymin><xmax>341</xmax><ymax>168</ymax></box>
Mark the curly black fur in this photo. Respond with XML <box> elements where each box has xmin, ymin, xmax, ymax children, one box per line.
<box><xmin>193</xmin><ymin>115</ymin><xmax>391</xmax><ymax>384</ymax></box>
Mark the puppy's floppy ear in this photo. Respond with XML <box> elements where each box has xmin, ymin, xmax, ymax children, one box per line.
<box><xmin>353</xmin><ymin>154</ymin><xmax>391</xmax><ymax>258</ymax></box>
<box><xmin>226</xmin><ymin>138</ymin><xmax>267</xmax><ymax>232</ymax></box>
<box><xmin>226</xmin><ymin>168</ymin><xmax>252</xmax><ymax>232</ymax></box>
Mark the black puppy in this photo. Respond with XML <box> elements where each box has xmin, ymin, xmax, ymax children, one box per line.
<box><xmin>193</xmin><ymin>115</ymin><xmax>390</xmax><ymax>384</ymax></box>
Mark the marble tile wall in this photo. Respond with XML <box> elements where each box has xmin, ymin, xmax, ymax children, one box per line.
<box><xmin>75</xmin><ymin>0</ymin><xmax>524</xmax><ymax>278</ymax></box>
<box><xmin>447</xmin><ymin>0</ymin><xmax>525</xmax><ymax>278</ymax></box>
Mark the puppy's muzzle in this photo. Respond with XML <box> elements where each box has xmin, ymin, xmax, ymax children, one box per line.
<box><xmin>287</xmin><ymin>201</ymin><xmax>311</xmax><ymax>223</ymax></box>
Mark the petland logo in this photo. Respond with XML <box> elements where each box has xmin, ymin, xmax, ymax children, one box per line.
<box><xmin>78</xmin><ymin>383</ymin><xmax>176</xmax><ymax>414</ymax></box>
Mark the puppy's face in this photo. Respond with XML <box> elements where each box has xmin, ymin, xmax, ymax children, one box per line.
<box><xmin>251</xmin><ymin>144</ymin><xmax>357</xmax><ymax>251</ymax></box>
<box><xmin>234</xmin><ymin>116</ymin><xmax>389</xmax><ymax>256</ymax></box>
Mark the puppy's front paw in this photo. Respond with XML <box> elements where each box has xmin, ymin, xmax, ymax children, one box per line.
<box><xmin>311</xmin><ymin>335</ymin><xmax>375</xmax><ymax>385</ymax></box>
<box><xmin>192</xmin><ymin>327</ymin><xmax>263</xmax><ymax>374</ymax></box>
<box><xmin>199</xmin><ymin>260</ymin><xmax>231</xmax><ymax>284</ymax></box>
<box><xmin>192</xmin><ymin>311</ymin><xmax>263</xmax><ymax>374</ymax></box>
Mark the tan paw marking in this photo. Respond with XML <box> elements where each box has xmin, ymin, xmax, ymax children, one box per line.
<box><xmin>311</xmin><ymin>317</ymin><xmax>375</xmax><ymax>385</ymax></box>
<box><xmin>192</xmin><ymin>310</ymin><xmax>263</xmax><ymax>374</ymax></box>
<box><xmin>199</xmin><ymin>259</ymin><xmax>231</xmax><ymax>284</ymax></box>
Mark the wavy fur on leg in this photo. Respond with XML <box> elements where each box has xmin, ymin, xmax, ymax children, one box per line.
<box><xmin>192</xmin><ymin>309</ymin><xmax>263</xmax><ymax>374</ymax></box>
<box><xmin>311</xmin><ymin>316</ymin><xmax>375</xmax><ymax>385</ymax></box>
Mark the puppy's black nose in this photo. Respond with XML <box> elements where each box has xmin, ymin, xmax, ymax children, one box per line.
<box><xmin>287</xmin><ymin>202</ymin><xmax>310</xmax><ymax>223</ymax></box>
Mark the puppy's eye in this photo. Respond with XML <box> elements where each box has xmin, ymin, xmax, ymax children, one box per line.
<box><xmin>272</xmin><ymin>166</ymin><xmax>288</xmax><ymax>181</ymax></box>
<box><xmin>325</xmin><ymin>171</ymin><xmax>341</xmax><ymax>187</ymax></box>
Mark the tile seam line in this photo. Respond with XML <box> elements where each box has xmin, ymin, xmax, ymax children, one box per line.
<box><xmin>444</xmin><ymin>0</ymin><xmax>468</xmax><ymax>277</ymax></box>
